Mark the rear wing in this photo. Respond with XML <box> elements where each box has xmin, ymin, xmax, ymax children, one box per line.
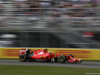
<box><xmin>19</xmin><ymin>49</ymin><xmax>26</xmax><ymax>55</ymax></box>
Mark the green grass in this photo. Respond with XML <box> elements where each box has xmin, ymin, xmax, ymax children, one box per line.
<box><xmin>0</xmin><ymin>65</ymin><xmax>100</xmax><ymax>75</ymax></box>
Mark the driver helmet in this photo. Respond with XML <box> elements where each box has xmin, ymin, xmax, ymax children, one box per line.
<box><xmin>26</xmin><ymin>49</ymin><xmax>30</xmax><ymax>52</ymax></box>
<box><xmin>44</xmin><ymin>49</ymin><xmax>48</xmax><ymax>52</ymax></box>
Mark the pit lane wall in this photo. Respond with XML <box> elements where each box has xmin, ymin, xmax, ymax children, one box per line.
<box><xmin>0</xmin><ymin>48</ymin><xmax>100</xmax><ymax>60</ymax></box>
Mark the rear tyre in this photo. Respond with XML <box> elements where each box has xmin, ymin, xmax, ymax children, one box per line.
<box><xmin>58</xmin><ymin>55</ymin><xmax>67</xmax><ymax>63</ymax></box>
<box><xmin>19</xmin><ymin>54</ymin><xmax>27</xmax><ymax>62</ymax></box>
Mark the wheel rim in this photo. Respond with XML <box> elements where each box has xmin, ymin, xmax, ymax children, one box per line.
<box><xmin>20</xmin><ymin>55</ymin><xmax>24</xmax><ymax>60</ymax></box>
<box><xmin>60</xmin><ymin>57</ymin><xmax>64</xmax><ymax>62</ymax></box>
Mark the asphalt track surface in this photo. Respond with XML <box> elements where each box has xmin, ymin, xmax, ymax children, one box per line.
<box><xmin>0</xmin><ymin>60</ymin><xmax>100</xmax><ymax>69</ymax></box>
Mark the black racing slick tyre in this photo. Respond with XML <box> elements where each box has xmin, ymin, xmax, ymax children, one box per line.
<box><xmin>58</xmin><ymin>55</ymin><xmax>67</xmax><ymax>63</ymax></box>
<box><xmin>68</xmin><ymin>54</ymin><xmax>74</xmax><ymax>58</ymax></box>
<box><xmin>19</xmin><ymin>54</ymin><xmax>27</xmax><ymax>62</ymax></box>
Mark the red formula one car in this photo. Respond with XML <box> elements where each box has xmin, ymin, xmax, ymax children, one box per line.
<box><xmin>19</xmin><ymin>49</ymin><xmax>82</xmax><ymax>63</ymax></box>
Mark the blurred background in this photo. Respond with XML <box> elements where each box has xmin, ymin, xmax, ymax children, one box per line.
<box><xmin>0</xmin><ymin>0</ymin><xmax>100</xmax><ymax>48</ymax></box>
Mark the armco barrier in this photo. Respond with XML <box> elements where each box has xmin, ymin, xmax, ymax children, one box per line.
<box><xmin>0</xmin><ymin>48</ymin><xmax>100</xmax><ymax>60</ymax></box>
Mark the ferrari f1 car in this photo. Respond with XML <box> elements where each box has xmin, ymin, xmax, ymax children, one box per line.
<box><xmin>19</xmin><ymin>49</ymin><xmax>82</xmax><ymax>63</ymax></box>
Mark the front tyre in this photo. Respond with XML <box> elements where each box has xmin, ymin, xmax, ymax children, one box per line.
<box><xmin>58</xmin><ymin>55</ymin><xmax>67</xmax><ymax>63</ymax></box>
<box><xmin>19</xmin><ymin>54</ymin><xmax>27</xmax><ymax>62</ymax></box>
